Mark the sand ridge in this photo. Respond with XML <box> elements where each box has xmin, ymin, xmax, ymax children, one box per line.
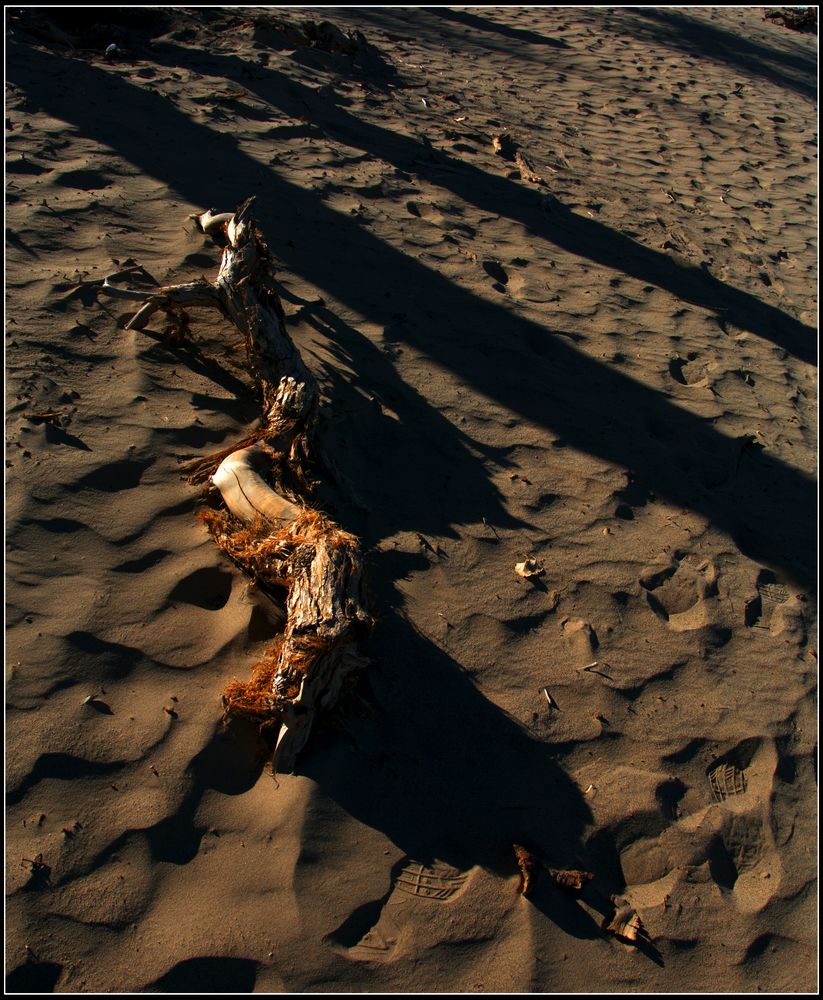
<box><xmin>6</xmin><ymin>7</ymin><xmax>817</xmax><ymax>993</ymax></box>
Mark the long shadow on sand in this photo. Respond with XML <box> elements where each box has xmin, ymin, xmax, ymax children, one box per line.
<box><xmin>428</xmin><ymin>7</ymin><xmax>571</xmax><ymax>49</ymax></box>
<box><xmin>148</xmin><ymin>43</ymin><xmax>817</xmax><ymax>369</ymax></box>
<box><xmin>302</xmin><ymin>608</ymin><xmax>595</xmax><ymax>879</ymax></box>
<box><xmin>363</xmin><ymin>6</ymin><xmax>816</xmax><ymax>101</ymax></box>
<box><xmin>631</xmin><ymin>7</ymin><xmax>817</xmax><ymax>101</ymax></box>
<box><xmin>281</xmin><ymin>293</ymin><xmax>525</xmax><ymax>543</ymax></box>
<box><xmin>7</xmin><ymin>41</ymin><xmax>816</xmax><ymax>597</ymax></box>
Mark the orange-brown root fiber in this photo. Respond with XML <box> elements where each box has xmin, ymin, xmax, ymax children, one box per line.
<box><xmin>222</xmin><ymin>642</ymin><xmax>284</xmax><ymax>723</ymax></box>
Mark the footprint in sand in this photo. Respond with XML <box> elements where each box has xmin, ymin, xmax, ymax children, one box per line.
<box><xmin>562</xmin><ymin>618</ymin><xmax>598</xmax><ymax>666</ymax></box>
<box><xmin>340</xmin><ymin>857</ymin><xmax>469</xmax><ymax>961</ymax></box>
<box><xmin>405</xmin><ymin>200</ymin><xmax>442</xmax><ymax>224</ymax></box>
<box><xmin>639</xmin><ymin>552</ymin><xmax>717</xmax><ymax>631</ymax></box>
<box><xmin>668</xmin><ymin>352</ymin><xmax>710</xmax><ymax>387</ymax></box>
<box><xmin>393</xmin><ymin>859</ymin><xmax>468</xmax><ymax>902</ymax></box>
<box><xmin>405</xmin><ymin>201</ymin><xmax>476</xmax><ymax>240</ymax></box>
<box><xmin>623</xmin><ymin>741</ymin><xmax>781</xmax><ymax>907</ymax></box>
<box><xmin>707</xmin><ymin>761</ymin><xmax>747</xmax><ymax>803</ymax></box>
<box><xmin>723</xmin><ymin>812</ymin><xmax>765</xmax><ymax>875</ymax></box>
<box><xmin>703</xmin><ymin>740</ymin><xmax>783</xmax><ymax>909</ymax></box>
<box><xmin>482</xmin><ymin>259</ymin><xmax>508</xmax><ymax>293</ymax></box>
<box><xmin>744</xmin><ymin>570</ymin><xmax>791</xmax><ymax>636</ymax></box>
<box><xmin>705</xmin><ymin>737</ymin><xmax>766</xmax><ymax>806</ymax></box>
<box><xmin>350</xmin><ymin>923</ymin><xmax>397</xmax><ymax>956</ymax></box>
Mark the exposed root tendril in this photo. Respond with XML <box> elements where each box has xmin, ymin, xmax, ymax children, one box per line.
<box><xmin>222</xmin><ymin>642</ymin><xmax>284</xmax><ymax>722</ymax></box>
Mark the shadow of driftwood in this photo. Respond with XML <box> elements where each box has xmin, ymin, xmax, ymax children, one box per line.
<box><xmin>287</xmin><ymin>296</ymin><xmax>526</xmax><ymax>542</ymax></box>
<box><xmin>299</xmin><ymin>609</ymin><xmax>593</xmax><ymax>878</ymax></box>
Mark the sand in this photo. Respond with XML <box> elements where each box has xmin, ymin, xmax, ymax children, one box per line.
<box><xmin>5</xmin><ymin>6</ymin><xmax>818</xmax><ymax>993</ymax></box>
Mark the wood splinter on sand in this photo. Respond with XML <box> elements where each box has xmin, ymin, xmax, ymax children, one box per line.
<box><xmin>100</xmin><ymin>197</ymin><xmax>372</xmax><ymax>772</ymax></box>
<box><xmin>513</xmin><ymin>844</ymin><xmax>541</xmax><ymax>897</ymax></box>
<box><xmin>513</xmin><ymin>844</ymin><xmax>594</xmax><ymax>899</ymax></box>
<box><xmin>602</xmin><ymin>902</ymin><xmax>646</xmax><ymax>944</ymax></box>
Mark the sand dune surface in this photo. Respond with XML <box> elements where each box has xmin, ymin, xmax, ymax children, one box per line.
<box><xmin>6</xmin><ymin>7</ymin><xmax>817</xmax><ymax>993</ymax></box>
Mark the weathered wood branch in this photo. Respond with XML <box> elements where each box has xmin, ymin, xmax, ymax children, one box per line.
<box><xmin>113</xmin><ymin>197</ymin><xmax>371</xmax><ymax>771</ymax></box>
<box><xmin>101</xmin><ymin>277</ymin><xmax>219</xmax><ymax>329</ymax></box>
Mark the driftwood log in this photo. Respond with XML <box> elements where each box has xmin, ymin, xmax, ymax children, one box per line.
<box><xmin>102</xmin><ymin>198</ymin><xmax>371</xmax><ymax>771</ymax></box>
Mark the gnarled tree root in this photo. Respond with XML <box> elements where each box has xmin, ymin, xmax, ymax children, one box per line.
<box><xmin>102</xmin><ymin>198</ymin><xmax>371</xmax><ymax>771</ymax></box>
